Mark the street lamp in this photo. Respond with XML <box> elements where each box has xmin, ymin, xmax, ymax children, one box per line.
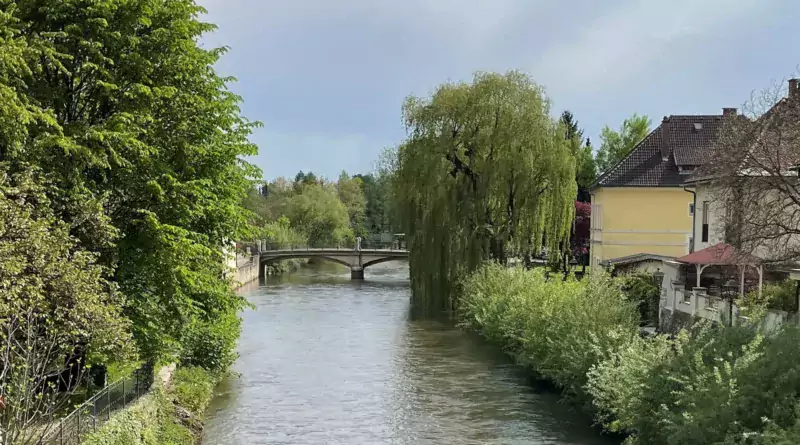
<box><xmin>652</xmin><ymin>270</ymin><xmax>665</xmax><ymax>286</ymax></box>
<box><xmin>723</xmin><ymin>279</ymin><xmax>739</xmax><ymax>326</ymax></box>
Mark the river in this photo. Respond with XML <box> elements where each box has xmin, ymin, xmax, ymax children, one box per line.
<box><xmin>203</xmin><ymin>262</ymin><xmax>618</xmax><ymax>445</ymax></box>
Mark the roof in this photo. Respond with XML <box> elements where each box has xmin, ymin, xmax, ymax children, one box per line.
<box><xmin>675</xmin><ymin>243</ymin><xmax>762</xmax><ymax>265</ymax></box>
<box><xmin>592</xmin><ymin>115</ymin><xmax>727</xmax><ymax>189</ymax></box>
<box><xmin>600</xmin><ymin>253</ymin><xmax>677</xmax><ymax>268</ymax></box>
<box><xmin>687</xmin><ymin>83</ymin><xmax>800</xmax><ymax>184</ymax></box>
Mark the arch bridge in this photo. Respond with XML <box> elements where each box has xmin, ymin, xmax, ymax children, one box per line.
<box><xmin>259</xmin><ymin>247</ymin><xmax>408</xmax><ymax>279</ymax></box>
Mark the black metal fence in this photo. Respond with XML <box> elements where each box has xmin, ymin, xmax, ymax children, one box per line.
<box><xmin>36</xmin><ymin>363</ymin><xmax>154</xmax><ymax>445</ymax></box>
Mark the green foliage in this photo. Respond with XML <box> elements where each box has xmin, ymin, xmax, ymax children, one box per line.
<box><xmin>588</xmin><ymin>321</ymin><xmax>800</xmax><ymax>445</ymax></box>
<box><xmin>179</xmin><ymin>310</ymin><xmax>241</xmax><ymax>377</ymax></box>
<box><xmin>83</xmin><ymin>367</ymin><xmax>215</xmax><ymax>445</ymax></box>
<box><xmin>1</xmin><ymin>0</ymin><xmax>259</xmax><ymax>368</ymax></box>
<box><xmin>737</xmin><ymin>280</ymin><xmax>797</xmax><ymax>317</ymax></box>
<box><xmin>394</xmin><ymin>71</ymin><xmax>578</xmax><ymax>314</ymax></box>
<box><xmin>560</xmin><ymin>111</ymin><xmax>596</xmax><ymax>195</ymax></box>
<box><xmin>619</xmin><ymin>273</ymin><xmax>661</xmax><ymax>326</ymax></box>
<box><xmin>285</xmin><ymin>183</ymin><xmax>353</xmax><ymax>247</ymax></box>
<box><xmin>81</xmin><ymin>389</ymin><xmax>164</xmax><ymax>445</ymax></box>
<box><xmin>596</xmin><ymin>113</ymin><xmax>651</xmax><ymax>174</ymax></box>
<box><xmin>170</xmin><ymin>366</ymin><xmax>215</xmax><ymax>416</ymax></box>
<box><xmin>459</xmin><ymin>264</ymin><xmax>639</xmax><ymax>400</ymax></box>
<box><xmin>336</xmin><ymin>171</ymin><xmax>367</xmax><ymax>237</ymax></box>
<box><xmin>353</xmin><ymin>172</ymin><xmax>393</xmax><ymax>236</ymax></box>
<box><xmin>258</xmin><ymin>216</ymin><xmax>306</xmax><ymax>248</ymax></box>
<box><xmin>0</xmin><ymin>169</ymin><xmax>135</xmax><ymax>443</ymax></box>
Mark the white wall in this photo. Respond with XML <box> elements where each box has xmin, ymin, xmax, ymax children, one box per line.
<box><xmin>692</xmin><ymin>183</ymin><xmax>728</xmax><ymax>251</ymax></box>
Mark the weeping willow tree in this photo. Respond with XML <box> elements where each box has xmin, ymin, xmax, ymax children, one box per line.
<box><xmin>392</xmin><ymin>71</ymin><xmax>577</xmax><ymax>315</ymax></box>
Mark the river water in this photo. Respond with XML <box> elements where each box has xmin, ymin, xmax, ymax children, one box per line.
<box><xmin>203</xmin><ymin>263</ymin><xmax>618</xmax><ymax>445</ymax></box>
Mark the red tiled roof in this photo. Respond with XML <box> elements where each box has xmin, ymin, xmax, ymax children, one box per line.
<box><xmin>676</xmin><ymin>243</ymin><xmax>762</xmax><ymax>265</ymax></box>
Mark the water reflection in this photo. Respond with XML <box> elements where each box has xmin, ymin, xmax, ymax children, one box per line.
<box><xmin>203</xmin><ymin>262</ymin><xmax>617</xmax><ymax>445</ymax></box>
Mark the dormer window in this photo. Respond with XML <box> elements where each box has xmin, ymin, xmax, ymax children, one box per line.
<box><xmin>693</xmin><ymin>122</ymin><xmax>703</xmax><ymax>131</ymax></box>
<box><xmin>679</xmin><ymin>165</ymin><xmax>696</xmax><ymax>175</ymax></box>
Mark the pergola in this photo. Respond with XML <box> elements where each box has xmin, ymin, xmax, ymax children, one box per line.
<box><xmin>675</xmin><ymin>242</ymin><xmax>763</xmax><ymax>298</ymax></box>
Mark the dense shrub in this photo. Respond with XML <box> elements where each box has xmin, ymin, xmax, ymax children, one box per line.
<box><xmin>588</xmin><ymin>322</ymin><xmax>800</xmax><ymax>445</ymax></box>
<box><xmin>461</xmin><ymin>263</ymin><xmax>800</xmax><ymax>444</ymax></box>
<box><xmin>171</xmin><ymin>366</ymin><xmax>216</xmax><ymax>416</ymax></box>
<box><xmin>619</xmin><ymin>273</ymin><xmax>661</xmax><ymax>326</ymax></box>
<box><xmin>738</xmin><ymin>279</ymin><xmax>798</xmax><ymax>316</ymax></box>
<box><xmin>459</xmin><ymin>264</ymin><xmax>639</xmax><ymax>400</ymax></box>
<box><xmin>179</xmin><ymin>310</ymin><xmax>242</xmax><ymax>377</ymax></box>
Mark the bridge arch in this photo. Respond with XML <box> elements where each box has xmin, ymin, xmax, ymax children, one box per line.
<box><xmin>362</xmin><ymin>256</ymin><xmax>408</xmax><ymax>269</ymax></box>
<box><xmin>260</xmin><ymin>254</ymin><xmax>353</xmax><ymax>269</ymax></box>
<box><xmin>258</xmin><ymin>248</ymin><xmax>409</xmax><ymax>280</ymax></box>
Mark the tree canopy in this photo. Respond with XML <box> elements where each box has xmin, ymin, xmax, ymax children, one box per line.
<box><xmin>392</xmin><ymin>71</ymin><xmax>577</xmax><ymax>314</ymax></box>
<box><xmin>0</xmin><ymin>0</ymin><xmax>260</xmax><ymax>377</ymax></box>
<box><xmin>595</xmin><ymin>113</ymin><xmax>651</xmax><ymax>174</ymax></box>
<box><xmin>560</xmin><ymin>111</ymin><xmax>595</xmax><ymax>201</ymax></box>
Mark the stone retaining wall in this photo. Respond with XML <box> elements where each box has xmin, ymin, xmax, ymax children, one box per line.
<box><xmin>233</xmin><ymin>255</ymin><xmax>259</xmax><ymax>289</ymax></box>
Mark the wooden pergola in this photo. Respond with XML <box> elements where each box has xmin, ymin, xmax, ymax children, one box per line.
<box><xmin>676</xmin><ymin>243</ymin><xmax>763</xmax><ymax>298</ymax></box>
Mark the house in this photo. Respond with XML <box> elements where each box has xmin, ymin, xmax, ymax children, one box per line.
<box><xmin>589</xmin><ymin>110</ymin><xmax>734</xmax><ymax>268</ymax></box>
<box><xmin>685</xmin><ymin>79</ymin><xmax>800</xmax><ymax>260</ymax></box>
<box><xmin>659</xmin><ymin>80</ymin><xmax>800</xmax><ymax>330</ymax></box>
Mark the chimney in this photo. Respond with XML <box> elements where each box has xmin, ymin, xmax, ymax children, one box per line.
<box><xmin>660</xmin><ymin>116</ymin><xmax>670</xmax><ymax>161</ymax></box>
<box><xmin>790</xmin><ymin>79</ymin><xmax>799</xmax><ymax>99</ymax></box>
<box><xmin>722</xmin><ymin>108</ymin><xmax>737</xmax><ymax>116</ymax></box>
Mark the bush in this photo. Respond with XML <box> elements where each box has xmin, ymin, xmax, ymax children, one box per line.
<box><xmin>459</xmin><ymin>264</ymin><xmax>640</xmax><ymax>401</ymax></box>
<box><xmin>180</xmin><ymin>310</ymin><xmax>241</xmax><ymax>377</ymax></box>
<box><xmin>588</xmin><ymin>321</ymin><xmax>800</xmax><ymax>444</ymax></box>
<box><xmin>171</xmin><ymin>366</ymin><xmax>215</xmax><ymax>416</ymax></box>
<box><xmin>619</xmin><ymin>273</ymin><xmax>660</xmax><ymax>326</ymax></box>
<box><xmin>738</xmin><ymin>280</ymin><xmax>798</xmax><ymax>316</ymax></box>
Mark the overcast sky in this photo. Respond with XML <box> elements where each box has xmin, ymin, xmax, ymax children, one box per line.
<box><xmin>198</xmin><ymin>0</ymin><xmax>800</xmax><ymax>181</ymax></box>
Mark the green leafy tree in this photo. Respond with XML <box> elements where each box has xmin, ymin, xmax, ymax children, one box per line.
<box><xmin>595</xmin><ymin>113</ymin><xmax>651</xmax><ymax>174</ymax></box>
<box><xmin>286</xmin><ymin>183</ymin><xmax>353</xmax><ymax>247</ymax></box>
<box><xmin>559</xmin><ymin>111</ymin><xmax>596</xmax><ymax>201</ymax></box>
<box><xmin>0</xmin><ymin>169</ymin><xmax>134</xmax><ymax>444</ymax></box>
<box><xmin>393</xmin><ymin>71</ymin><xmax>577</xmax><ymax>314</ymax></box>
<box><xmin>5</xmin><ymin>0</ymin><xmax>259</xmax><ymax>365</ymax></box>
<box><xmin>336</xmin><ymin>171</ymin><xmax>367</xmax><ymax>237</ymax></box>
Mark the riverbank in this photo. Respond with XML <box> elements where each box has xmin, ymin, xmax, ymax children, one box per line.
<box><xmin>82</xmin><ymin>366</ymin><xmax>216</xmax><ymax>444</ymax></box>
<box><xmin>203</xmin><ymin>262</ymin><xmax>615</xmax><ymax>444</ymax></box>
<box><xmin>459</xmin><ymin>263</ymin><xmax>800</xmax><ymax>444</ymax></box>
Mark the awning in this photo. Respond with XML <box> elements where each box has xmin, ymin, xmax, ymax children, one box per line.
<box><xmin>676</xmin><ymin>243</ymin><xmax>762</xmax><ymax>266</ymax></box>
<box><xmin>676</xmin><ymin>243</ymin><xmax>762</xmax><ymax>296</ymax></box>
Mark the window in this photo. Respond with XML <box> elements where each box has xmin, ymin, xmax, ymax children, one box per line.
<box><xmin>689</xmin><ymin>202</ymin><xmax>694</xmax><ymax>217</ymax></box>
<box><xmin>687</xmin><ymin>234</ymin><xmax>694</xmax><ymax>254</ymax></box>
<box><xmin>702</xmin><ymin>201</ymin><xmax>710</xmax><ymax>242</ymax></box>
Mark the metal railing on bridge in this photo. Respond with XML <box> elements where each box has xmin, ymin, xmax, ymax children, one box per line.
<box><xmin>246</xmin><ymin>241</ymin><xmax>408</xmax><ymax>253</ymax></box>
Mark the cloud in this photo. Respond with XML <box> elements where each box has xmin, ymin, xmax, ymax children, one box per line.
<box><xmin>530</xmin><ymin>0</ymin><xmax>764</xmax><ymax>98</ymax></box>
<box><xmin>196</xmin><ymin>0</ymin><xmax>790</xmax><ymax>179</ymax></box>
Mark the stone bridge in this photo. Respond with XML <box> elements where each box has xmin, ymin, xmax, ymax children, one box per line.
<box><xmin>260</xmin><ymin>248</ymin><xmax>408</xmax><ymax>279</ymax></box>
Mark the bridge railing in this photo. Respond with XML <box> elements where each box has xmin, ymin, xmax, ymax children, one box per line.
<box><xmin>252</xmin><ymin>240</ymin><xmax>407</xmax><ymax>253</ymax></box>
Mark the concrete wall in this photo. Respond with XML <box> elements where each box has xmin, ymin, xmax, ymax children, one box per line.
<box><xmin>590</xmin><ymin>187</ymin><xmax>694</xmax><ymax>267</ymax></box>
<box><xmin>233</xmin><ymin>255</ymin><xmax>259</xmax><ymax>289</ymax></box>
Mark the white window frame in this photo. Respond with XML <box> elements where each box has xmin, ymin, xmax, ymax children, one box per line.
<box><xmin>689</xmin><ymin>202</ymin><xmax>694</xmax><ymax>217</ymax></box>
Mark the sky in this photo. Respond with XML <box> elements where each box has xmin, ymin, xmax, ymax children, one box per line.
<box><xmin>197</xmin><ymin>0</ymin><xmax>800</xmax><ymax>181</ymax></box>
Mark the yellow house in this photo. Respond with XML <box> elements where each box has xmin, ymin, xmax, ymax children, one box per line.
<box><xmin>589</xmin><ymin>110</ymin><xmax>736</xmax><ymax>268</ymax></box>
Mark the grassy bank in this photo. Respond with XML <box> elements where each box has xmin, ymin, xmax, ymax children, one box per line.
<box><xmin>459</xmin><ymin>263</ymin><xmax>800</xmax><ymax>444</ymax></box>
<box><xmin>82</xmin><ymin>367</ymin><xmax>216</xmax><ymax>445</ymax></box>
